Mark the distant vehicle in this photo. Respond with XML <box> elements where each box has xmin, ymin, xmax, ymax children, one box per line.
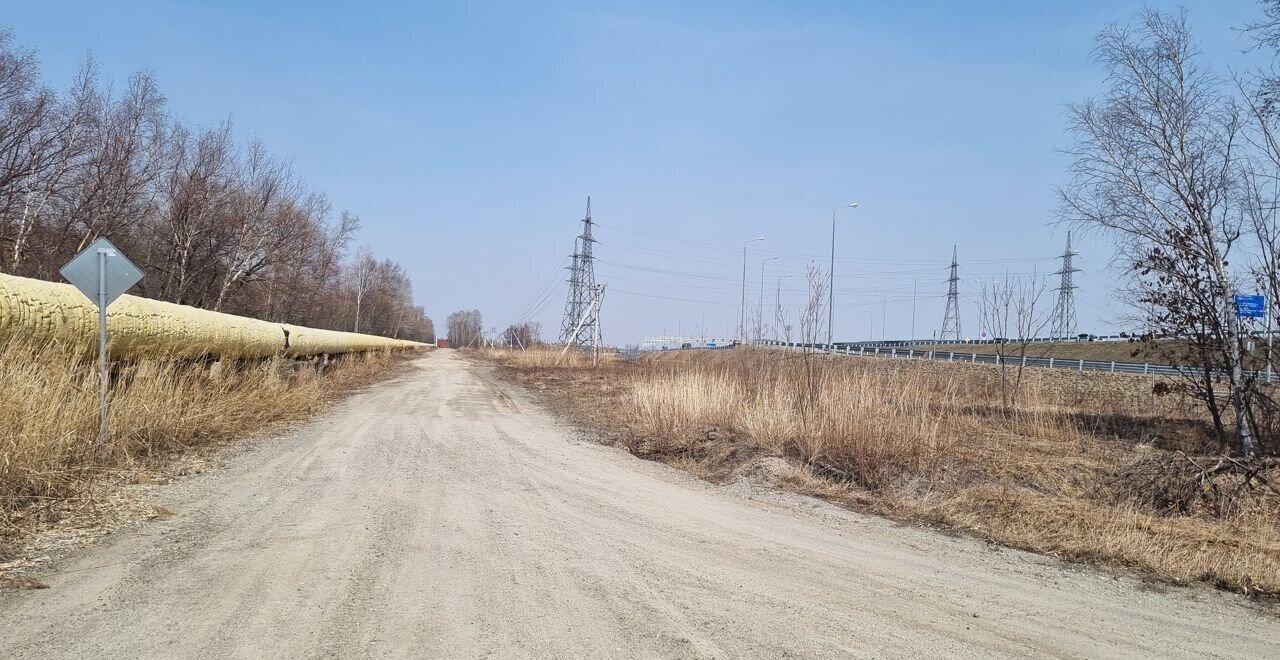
<box><xmin>1077</xmin><ymin>333</ymin><xmax>1095</xmax><ymax>341</ymax></box>
<box><xmin>681</xmin><ymin>342</ymin><xmax>693</xmax><ymax>349</ymax></box>
<box><xmin>436</xmin><ymin>338</ymin><xmax>450</xmax><ymax>348</ymax></box>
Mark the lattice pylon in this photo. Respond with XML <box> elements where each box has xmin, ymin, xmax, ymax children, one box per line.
<box><xmin>1051</xmin><ymin>232</ymin><xmax>1080</xmax><ymax>339</ymax></box>
<box><xmin>940</xmin><ymin>245</ymin><xmax>962</xmax><ymax>341</ymax></box>
<box><xmin>559</xmin><ymin>197</ymin><xmax>599</xmax><ymax>347</ymax></box>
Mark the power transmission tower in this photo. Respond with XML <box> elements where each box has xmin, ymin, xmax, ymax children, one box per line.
<box><xmin>940</xmin><ymin>245</ymin><xmax>962</xmax><ymax>341</ymax></box>
<box><xmin>559</xmin><ymin>197</ymin><xmax>599</xmax><ymax>348</ymax></box>
<box><xmin>558</xmin><ymin>283</ymin><xmax>605</xmax><ymax>365</ymax></box>
<box><xmin>1051</xmin><ymin>232</ymin><xmax>1080</xmax><ymax>339</ymax></box>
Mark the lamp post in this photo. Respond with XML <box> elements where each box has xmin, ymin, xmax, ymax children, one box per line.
<box><xmin>828</xmin><ymin>203</ymin><xmax>859</xmax><ymax>346</ymax></box>
<box><xmin>757</xmin><ymin>256</ymin><xmax>778</xmax><ymax>342</ymax></box>
<box><xmin>739</xmin><ymin>236</ymin><xmax>765</xmax><ymax>341</ymax></box>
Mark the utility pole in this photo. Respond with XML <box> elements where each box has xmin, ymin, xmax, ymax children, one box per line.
<box><xmin>940</xmin><ymin>245</ymin><xmax>962</xmax><ymax>341</ymax></box>
<box><xmin>1051</xmin><ymin>232</ymin><xmax>1080</xmax><ymax>339</ymax></box>
<box><xmin>739</xmin><ymin>236</ymin><xmax>764</xmax><ymax>341</ymax></box>
<box><xmin>559</xmin><ymin>197</ymin><xmax>599</xmax><ymax>349</ymax></box>
<box><xmin>881</xmin><ymin>295</ymin><xmax>887</xmax><ymax>341</ymax></box>
<box><xmin>592</xmin><ymin>285</ymin><xmax>606</xmax><ymax>366</ymax></box>
<box><xmin>911</xmin><ymin>279</ymin><xmax>917</xmax><ymax>340</ymax></box>
<box><xmin>774</xmin><ymin>276</ymin><xmax>785</xmax><ymax>342</ymax></box>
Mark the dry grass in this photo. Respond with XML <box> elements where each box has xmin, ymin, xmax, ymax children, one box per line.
<box><xmin>626</xmin><ymin>359</ymin><xmax>961</xmax><ymax>490</ymax></box>
<box><xmin>476</xmin><ymin>345</ymin><xmax>618</xmax><ymax>370</ymax></box>
<box><xmin>482</xmin><ymin>346</ymin><xmax>1280</xmax><ymax>598</ymax></box>
<box><xmin>0</xmin><ymin>339</ymin><xmax>406</xmax><ymax>542</ymax></box>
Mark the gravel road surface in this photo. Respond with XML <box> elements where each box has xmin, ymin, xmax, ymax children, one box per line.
<box><xmin>1</xmin><ymin>350</ymin><xmax>1276</xmax><ymax>659</ymax></box>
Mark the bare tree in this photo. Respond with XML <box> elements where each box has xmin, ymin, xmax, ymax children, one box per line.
<box><xmin>347</xmin><ymin>244</ymin><xmax>376</xmax><ymax>333</ymax></box>
<box><xmin>212</xmin><ymin>139</ymin><xmax>303</xmax><ymax>311</ymax></box>
<box><xmin>502</xmin><ymin>322</ymin><xmax>541</xmax><ymax>349</ymax></box>
<box><xmin>447</xmin><ymin>309</ymin><xmax>484</xmax><ymax>348</ymax></box>
<box><xmin>798</xmin><ymin>263</ymin><xmax>829</xmax><ymax>413</ymax></box>
<box><xmin>6</xmin><ymin>57</ymin><xmax>97</xmax><ymax>275</ymax></box>
<box><xmin>978</xmin><ymin>274</ymin><xmax>1052</xmax><ymax>408</ymax></box>
<box><xmin>420</xmin><ymin>315</ymin><xmax>436</xmax><ymax>344</ymax></box>
<box><xmin>0</xmin><ymin>28</ymin><xmax>54</xmax><ymax>259</ymax></box>
<box><xmin>1059</xmin><ymin>8</ymin><xmax>1258</xmax><ymax>453</ymax></box>
<box><xmin>153</xmin><ymin>122</ymin><xmax>237</xmax><ymax>305</ymax></box>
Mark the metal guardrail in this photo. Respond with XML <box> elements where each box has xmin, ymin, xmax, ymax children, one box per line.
<box><xmin>755</xmin><ymin>340</ymin><xmax>1276</xmax><ymax>383</ymax></box>
<box><xmin>836</xmin><ymin>335</ymin><xmax>1133</xmax><ymax>349</ymax></box>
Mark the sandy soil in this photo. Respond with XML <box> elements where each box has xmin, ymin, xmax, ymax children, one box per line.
<box><xmin>1</xmin><ymin>350</ymin><xmax>1276</xmax><ymax>659</ymax></box>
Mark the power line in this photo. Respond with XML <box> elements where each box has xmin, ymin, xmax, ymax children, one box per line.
<box><xmin>610</xmin><ymin>288</ymin><xmax>736</xmax><ymax>305</ymax></box>
<box><xmin>501</xmin><ymin>255</ymin><xmax>570</xmax><ymax>332</ymax></box>
<box><xmin>593</xmin><ymin>222</ymin><xmax>1058</xmax><ymax>265</ymax></box>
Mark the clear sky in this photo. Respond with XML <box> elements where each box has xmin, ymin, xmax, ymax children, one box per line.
<box><xmin>4</xmin><ymin>0</ymin><xmax>1270</xmax><ymax>343</ymax></box>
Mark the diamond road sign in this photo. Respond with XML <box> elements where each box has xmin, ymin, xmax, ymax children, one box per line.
<box><xmin>1235</xmin><ymin>294</ymin><xmax>1266</xmax><ymax>319</ymax></box>
<box><xmin>59</xmin><ymin>237</ymin><xmax>143</xmax><ymax>308</ymax></box>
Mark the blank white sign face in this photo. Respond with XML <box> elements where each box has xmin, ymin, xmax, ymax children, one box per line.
<box><xmin>59</xmin><ymin>237</ymin><xmax>143</xmax><ymax>309</ymax></box>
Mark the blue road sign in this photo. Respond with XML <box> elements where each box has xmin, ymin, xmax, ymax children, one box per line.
<box><xmin>1235</xmin><ymin>294</ymin><xmax>1266</xmax><ymax>319</ymax></box>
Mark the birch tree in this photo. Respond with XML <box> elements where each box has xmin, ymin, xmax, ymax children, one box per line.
<box><xmin>1060</xmin><ymin>9</ymin><xmax>1260</xmax><ymax>454</ymax></box>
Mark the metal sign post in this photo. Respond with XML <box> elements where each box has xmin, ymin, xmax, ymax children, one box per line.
<box><xmin>60</xmin><ymin>238</ymin><xmax>143</xmax><ymax>462</ymax></box>
<box><xmin>1269</xmin><ymin>303</ymin><xmax>1275</xmax><ymax>384</ymax></box>
<box><xmin>97</xmin><ymin>246</ymin><xmax>108</xmax><ymax>455</ymax></box>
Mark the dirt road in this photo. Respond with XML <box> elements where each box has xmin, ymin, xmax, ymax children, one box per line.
<box><xmin>1</xmin><ymin>351</ymin><xmax>1275</xmax><ymax>658</ymax></box>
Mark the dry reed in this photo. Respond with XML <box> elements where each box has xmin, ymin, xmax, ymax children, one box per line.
<box><xmin>0</xmin><ymin>339</ymin><xmax>400</xmax><ymax>535</ymax></box>
<box><xmin>477</xmin><ymin>345</ymin><xmax>616</xmax><ymax>370</ymax></box>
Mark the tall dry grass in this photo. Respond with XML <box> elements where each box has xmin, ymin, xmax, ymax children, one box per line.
<box><xmin>627</xmin><ymin>361</ymin><xmax>962</xmax><ymax>489</ymax></box>
<box><xmin>477</xmin><ymin>345</ymin><xmax>616</xmax><ymax>370</ymax></box>
<box><xmin>0</xmin><ymin>339</ymin><xmax>399</xmax><ymax>534</ymax></box>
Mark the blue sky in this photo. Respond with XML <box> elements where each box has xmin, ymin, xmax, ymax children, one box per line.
<box><xmin>4</xmin><ymin>0</ymin><xmax>1269</xmax><ymax>343</ymax></box>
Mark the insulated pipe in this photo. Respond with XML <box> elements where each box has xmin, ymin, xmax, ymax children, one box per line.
<box><xmin>0</xmin><ymin>273</ymin><xmax>425</xmax><ymax>359</ymax></box>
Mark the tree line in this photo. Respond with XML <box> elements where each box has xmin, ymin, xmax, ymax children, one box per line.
<box><xmin>0</xmin><ymin>27</ymin><xmax>433</xmax><ymax>342</ymax></box>
<box><xmin>446</xmin><ymin>309</ymin><xmax>484</xmax><ymax>348</ymax></box>
<box><xmin>441</xmin><ymin>313</ymin><xmax>542</xmax><ymax>350</ymax></box>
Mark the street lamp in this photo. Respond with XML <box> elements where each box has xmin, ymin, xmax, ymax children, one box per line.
<box><xmin>740</xmin><ymin>236</ymin><xmax>765</xmax><ymax>341</ymax></box>
<box><xmin>757</xmin><ymin>256</ymin><xmax>779</xmax><ymax>342</ymax></box>
<box><xmin>828</xmin><ymin>203</ymin><xmax>859</xmax><ymax>346</ymax></box>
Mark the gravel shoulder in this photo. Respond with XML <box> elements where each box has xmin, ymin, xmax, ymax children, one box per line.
<box><xmin>1</xmin><ymin>350</ymin><xmax>1276</xmax><ymax>659</ymax></box>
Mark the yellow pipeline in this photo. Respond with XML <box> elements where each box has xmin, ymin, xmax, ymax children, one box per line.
<box><xmin>0</xmin><ymin>272</ymin><xmax>425</xmax><ymax>358</ymax></box>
